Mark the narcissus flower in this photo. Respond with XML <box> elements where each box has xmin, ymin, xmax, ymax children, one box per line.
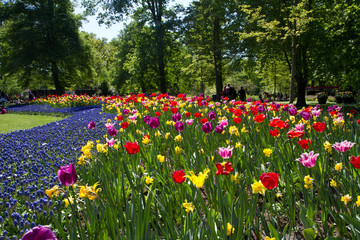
<box><xmin>324</xmin><ymin>141</ymin><xmax>333</xmax><ymax>153</ymax></box>
<box><xmin>350</xmin><ymin>156</ymin><xmax>360</xmax><ymax>169</ymax></box>
<box><xmin>157</xmin><ymin>154</ymin><xmax>165</xmax><ymax>163</ymax></box>
<box><xmin>263</xmin><ymin>148</ymin><xmax>273</xmax><ymax>157</ymax></box>
<box><xmin>175</xmin><ymin>146</ymin><xmax>183</xmax><ymax>154</ymax></box>
<box><xmin>296</xmin><ymin>151</ymin><xmax>319</xmax><ymax>168</ymax></box>
<box><xmin>265</xmin><ymin>237</ymin><xmax>275</xmax><ymax>240</ymax></box>
<box><xmin>226</xmin><ymin>223</ymin><xmax>235</xmax><ymax>236</ymax></box>
<box><xmin>174</xmin><ymin>134</ymin><xmax>183</xmax><ymax>142</ymax></box>
<box><xmin>45</xmin><ymin>185</ymin><xmax>60</xmax><ymax>198</ymax></box>
<box><xmin>145</xmin><ymin>176</ymin><xmax>154</xmax><ymax>185</ymax></box>
<box><xmin>79</xmin><ymin>182</ymin><xmax>101</xmax><ymax>200</ymax></box>
<box><xmin>124</xmin><ymin>141</ymin><xmax>140</xmax><ymax>154</ymax></box>
<box><xmin>64</xmin><ymin>196</ymin><xmax>74</xmax><ymax>207</ymax></box>
<box><xmin>334</xmin><ymin>163</ymin><xmax>343</xmax><ymax>171</ymax></box>
<box><xmin>216</xmin><ymin>146</ymin><xmax>233</xmax><ymax>159</ymax></box>
<box><xmin>252</xmin><ymin>181</ymin><xmax>267</xmax><ymax>195</ymax></box>
<box><xmin>259</xmin><ymin>172</ymin><xmax>279</xmax><ymax>189</ymax></box>
<box><xmin>172</xmin><ymin>169</ymin><xmax>185</xmax><ymax>183</ymax></box>
<box><xmin>341</xmin><ymin>194</ymin><xmax>352</xmax><ymax>205</ymax></box>
<box><xmin>330</xmin><ymin>179</ymin><xmax>337</xmax><ymax>188</ymax></box>
<box><xmin>304</xmin><ymin>175</ymin><xmax>313</xmax><ymax>189</ymax></box>
<box><xmin>185</xmin><ymin>168</ymin><xmax>210</xmax><ymax>188</ymax></box>
<box><xmin>58</xmin><ymin>164</ymin><xmax>77</xmax><ymax>186</ymax></box>
<box><xmin>182</xmin><ymin>199</ymin><xmax>195</xmax><ymax>213</ymax></box>
<box><xmin>356</xmin><ymin>196</ymin><xmax>360</xmax><ymax>207</ymax></box>
<box><xmin>332</xmin><ymin>140</ymin><xmax>355</xmax><ymax>152</ymax></box>
<box><xmin>21</xmin><ymin>226</ymin><xmax>58</xmax><ymax>240</ymax></box>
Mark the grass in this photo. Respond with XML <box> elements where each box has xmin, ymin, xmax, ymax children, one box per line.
<box><xmin>0</xmin><ymin>114</ymin><xmax>66</xmax><ymax>134</ymax></box>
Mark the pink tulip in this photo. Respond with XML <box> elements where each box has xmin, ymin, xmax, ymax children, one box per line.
<box><xmin>332</xmin><ymin>140</ymin><xmax>355</xmax><ymax>152</ymax></box>
<box><xmin>295</xmin><ymin>151</ymin><xmax>319</xmax><ymax>168</ymax></box>
<box><xmin>216</xmin><ymin>146</ymin><xmax>233</xmax><ymax>159</ymax></box>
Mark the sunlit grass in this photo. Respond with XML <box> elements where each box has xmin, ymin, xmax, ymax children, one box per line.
<box><xmin>0</xmin><ymin>114</ymin><xmax>65</xmax><ymax>134</ymax></box>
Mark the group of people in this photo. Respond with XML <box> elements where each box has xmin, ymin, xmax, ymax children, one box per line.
<box><xmin>223</xmin><ymin>84</ymin><xmax>246</xmax><ymax>101</ymax></box>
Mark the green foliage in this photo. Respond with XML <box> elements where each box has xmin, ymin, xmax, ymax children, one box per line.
<box><xmin>0</xmin><ymin>0</ymin><xmax>91</xmax><ymax>94</ymax></box>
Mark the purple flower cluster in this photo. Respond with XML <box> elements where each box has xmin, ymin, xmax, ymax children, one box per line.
<box><xmin>0</xmin><ymin>105</ymin><xmax>115</xmax><ymax>238</ymax></box>
<box><xmin>7</xmin><ymin>104</ymin><xmax>101</xmax><ymax>114</ymax></box>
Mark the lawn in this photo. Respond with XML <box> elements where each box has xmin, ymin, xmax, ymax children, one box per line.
<box><xmin>0</xmin><ymin>113</ymin><xmax>66</xmax><ymax>134</ymax></box>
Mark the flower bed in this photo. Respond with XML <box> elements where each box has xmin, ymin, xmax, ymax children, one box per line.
<box><xmin>2</xmin><ymin>95</ymin><xmax>360</xmax><ymax>239</ymax></box>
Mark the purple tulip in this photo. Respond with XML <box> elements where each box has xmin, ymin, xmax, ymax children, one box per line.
<box><xmin>239</xmin><ymin>104</ymin><xmax>246</xmax><ymax>111</ymax></box>
<box><xmin>257</xmin><ymin>105</ymin><xmax>265</xmax><ymax>113</ymax></box>
<box><xmin>143</xmin><ymin>115</ymin><xmax>151</xmax><ymax>124</ymax></box>
<box><xmin>282</xmin><ymin>105</ymin><xmax>288</xmax><ymax>111</ymax></box>
<box><xmin>202</xmin><ymin>122</ymin><xmax>213</xmax><ymax>133</ymax></box>
<box><xmin>215</xmin><ymin>125</ymin><xmax>224</xmax><ymax>134</ymax></box>
<box><xmin>148</xmin><ymin>117</ymin><xmax>160</xmax><ymax>129</ymax></box>
<box><xmin>1</xmin><ymin>108</ymin><xmax>7</xmax><ymax>114</ymax></box>
<box><xmin>87</xmin><ymin>121</ymin><xmax>95</xmax><ymax>129</ymax></box>
<box><xmin>300</xmin><ymin>111</ymin><xmax>311</xmax><ymax>120</ymax></box>
<box><xmin>288</xmin><ymin>107</ymin><xmax>297</xmax><ymax>116</ymax></box>
<box><xmin>123</xmin><ymin>109</ymin><xmax>129</xmax><ymax>115</ymax></box>
<box><xmin>172</xmin><ymin>113</ymin><xmax>182</xmax><ymax>122</ymax></box>
<box><xmin>22</xmin><ymin>226</ymin><xmax>57</xmax><ymax>240</ymax></box>
<box><xmin>108</xmin><ymin>128</ymin><xmax>117</xmax><ymax>137</ymax></box>
<box><xmin>208</xmin><ymin>111</ymin><xmax>216</xmax><ymax>120</ymax></box>
<box><xmin>174</xmin><ymin>121</ymin><xmax>185</xmax><ymax>132</ymax></box>
<box><xmin>57</xmin><ymin>163</ymin><xmax>77</xmax><ymax>186</ymax></box>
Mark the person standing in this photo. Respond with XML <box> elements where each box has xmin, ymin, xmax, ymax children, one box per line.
<box><xmin>238</xmin><ymin>87</ymin><xmax>246</xmax><ymax>101</ymax></box>
<box><xmin>0</xmin><ymin>91</ymin><xmax>7</xmax><ymax>107</ymax></box>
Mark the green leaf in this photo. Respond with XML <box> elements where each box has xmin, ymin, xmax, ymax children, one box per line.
<box><xmin>302</xmin><ymin>228</ymin><xmax>317</xmax><ymax>240</ymax></box>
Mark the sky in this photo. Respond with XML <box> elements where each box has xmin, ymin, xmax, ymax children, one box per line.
<box><xmin>73</xmin><ymin>0</ymin><xmax>193</xmax><ymax>41</ymax></box>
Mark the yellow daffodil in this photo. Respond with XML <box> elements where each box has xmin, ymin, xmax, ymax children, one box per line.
<box><xmin>304</xmin><ymin>175</ymin><xmax>314</xmax><ymax>189</ymax></box>
<box><xmin>64</xmin><ymin>195</ymin><xmax>74</xmax><ymax>207</ymax></box>
<box><xmin>182</xmin><ymin>199</ymin><xmax>195</xmax><ymax>213</ymax></box>
<box><xmin>263</xmin><ymin>148</ymin><xmax>273</xmax><ymax>157</ymax></box>
<box><xmin>79</xmin><ymin>182</ymin><xmax>101</xmax><ymax>200</ymax></box>
<box><xmin>330</xmin><ymin>179</ymin><xmax>337</xmax><ymax>188</ymax></box>
<box><xmin>251</xmin><ymin>181</ymin><xmax>267</xmax><ymax>195</ymax></box>
<box><xmin>324</xmin><ymin>141</ymin><xmax>333</xmax><ymax>153</ymax></box>
<box><xmin>341</xmin><ymin>194</ymin><xmax>352</xmax><ymax>205</ymax></box>
<box><xmin>145</xmin><ymin>176</ymin><xmax>154</xmax><ymax>185</ymax></box>
<box><xmin>157</xmin><ymin>154</ymin><xmax>165</xmax><ymax>163</ymax></box>
<box><xmin>334</xmin><ymin>163</ymin><xmax>343</xmax><ymax>171</ymax></box>
<box><xmin>227</xmin><ymin>223</ymin><xmax>235</xmax><ymax>236</ymax></box>
<box><xmin>174</xmin><ymin>134</ymin><xmax>183</xmax><ymax>142</ymax></box>
<box><xmin>45</xmin><ymin>185</ymin><xmax>60</xmax><ymax>198</ymax></box>
<box><xmin>356</xmin><ymin>196</ymin><xmax>360</xmax><ymax>207</ymax></box>
<box><xmin>175</xmin><ymin>146</ymin><xmax>183</xmax><ymax>154</ymax></box>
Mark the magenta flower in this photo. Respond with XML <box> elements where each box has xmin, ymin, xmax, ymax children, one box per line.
<box><xmin>208</xmin><ymin>111</ymin><xmax>216</xmax><ymax>120</ymax></box>
<box><xmin>219</xmin><ymin>119</ymin><xmax>228</xmax><ymax>128</ymax></box>
<box><xmin>174</xmin><ymin>121</ymin><xmax>185</xmax><ymax>132</ymax></box>
<box><xmin>22</xmin><ymin>226</ymin><xmax>57</xmax><ymax>240</ymax></box>
<box><xmin>106</xmin><ymin>138</ymin><xmax>117</xmax><ymax>147</ymax></box>
<box><xmin>108</xmin><ymin>128</ymin><xmax>117</xmax><ymax>137</ymax></box>
<box><xmin>143</xmin><ymin>115</ymin><xmax>151</xmax><ymax>124</ymax></box>
<box><xmin>332</xmin><ymin>140</ymin><xmax>355</xmax><ymax>152</ymax></box>
<box><xmin>87</xmin><ymin>121</ymin><xmax>95</xmax><ymax>130</ymax></box>
<box><xmin>295</xmin><ymin>151</ymin><xmax>319</xmax><ymax>168</ymax></box>
<box><xmin>57</xmin><ymin>163</ymin><xmax>77</xmax><ymax>186</ymax></box>
<box><xmin>148</xmin><ymin>117</ymin><xmax>160</xmax><ymax>129</ymax></box>
<box><xmin>172</xmin><ymin>113</ymin><xmax>182</xmax><ymax>122</ymax></box>
<box><xmin>215</xmin><ymin>125</ymin><xmax>224</xmax><ymax>134</ymax></box>
<box><xmin>105</xmin><ymin>123</ymin><xmax>114</xmax><ymax>130</ymax></box>
<box><xmin>216</xmin><ymin>146</ymin><xmax>233</xmax><ymax>159</ymax></box>
<box><xmin>185</xmin><ymin>119</ymin><xmax>194</xmax><ymax>125</ymax></box>
<box><xmin>202</xmin><ymin>122</ymin><xmax>213</xmax><ymax>133</ymax></box>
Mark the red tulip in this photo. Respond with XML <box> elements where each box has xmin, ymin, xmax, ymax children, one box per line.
<box><xmin>298</xmin><ymin>139</ymin><xmax>311</xmax><ymax>149</ymax></box>
<box><xmin>124</xmin><ymin>142</ymin><xmax>140</xmax><ymax>154</ymax></box>
<box><xmin>172</xmin><ymin>170</ymin><xmax>185</xmax><ymax>183</ymax></box>
<box><xmin>312</xmin><ymin>122</ymin><xmax>326</xmax><ymax>133</ymax></box>
<box><xmin>350</xmin><ymin>156</ymin><xmax>360</xmax><ymax>169</ymax></box>
<box><xmin>269</xmin><ymin>129</ymin><xmax>280</xmax><ymax>137</ymax></box>
<box><xmin>259</xmin><ymin>172</ymin><xmax>279</xmax><ymax>190</ymax></box>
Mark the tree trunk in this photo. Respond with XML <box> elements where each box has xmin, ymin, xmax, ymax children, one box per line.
<box><xmin>156</xmin><ymin>22</ymin><xmax>166</xmax><ymax>93</ymax></box>
<box><xmin>51</xmin><ymin>61</ymin><xmax>64</xmax><ymax>95</ymax></box>
<box><xmin>296</xmin><ymin>44</ymin><xmax>308</xmax><ymax>107</ymax></box>
<box><xmin>213</xmin><ymin>17</ymin><xmax>223</xmax><ymax>101</ymax></box>
<box><xmin>289</xmin><ymin>0</ymin><xmax>297</xmax><ymax>103</ymax></box>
